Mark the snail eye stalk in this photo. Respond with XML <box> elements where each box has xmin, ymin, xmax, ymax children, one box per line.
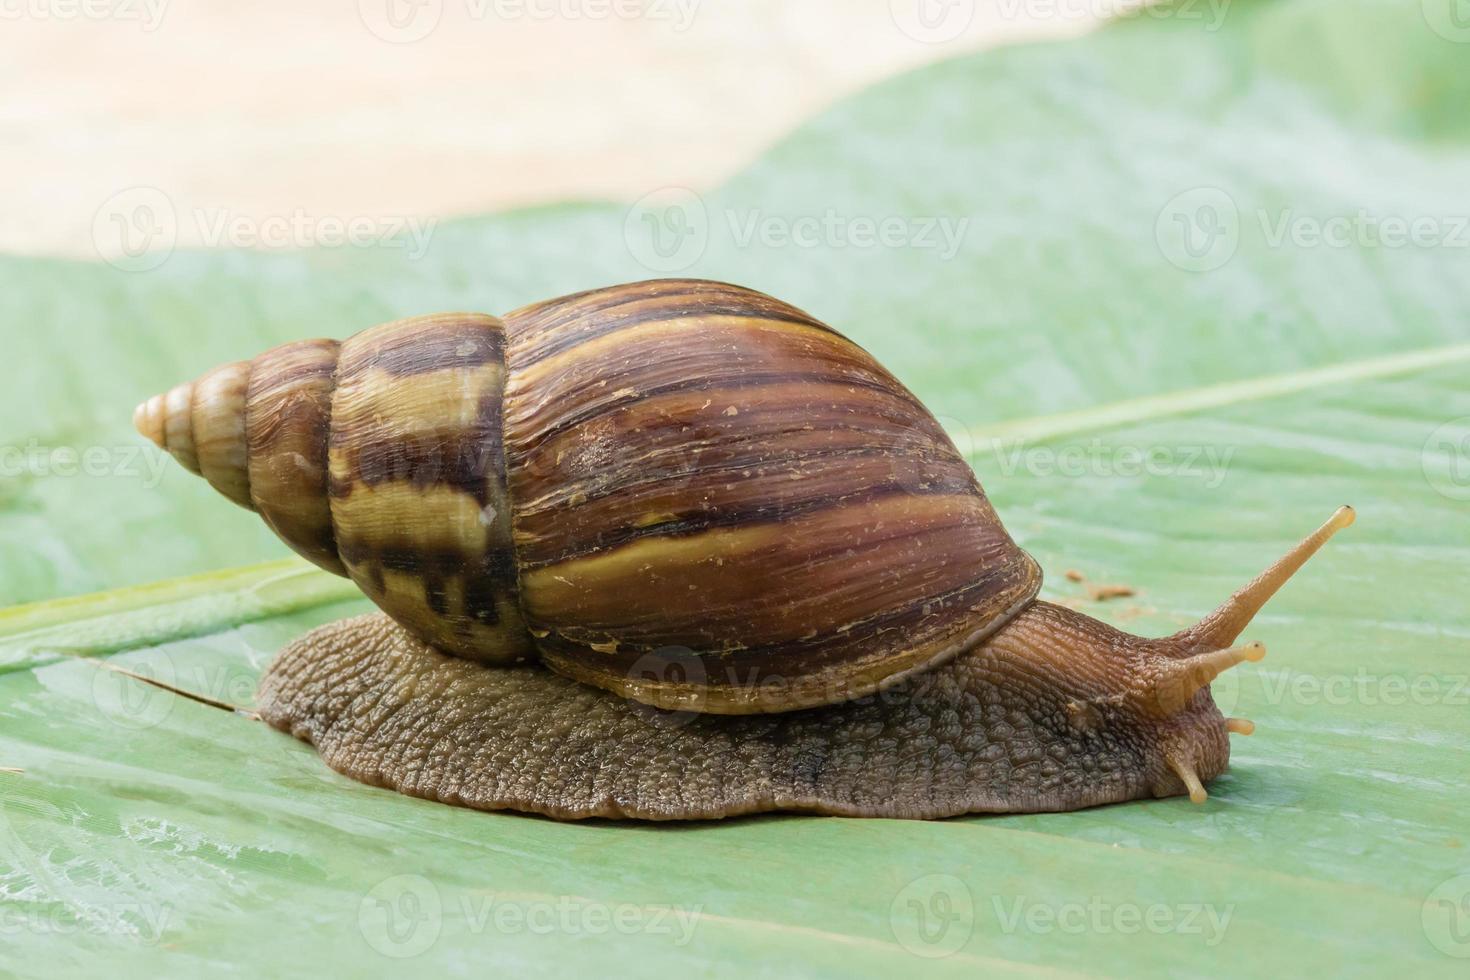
<box><xmin>1176</xmin><ymin>505</ymin><xmax>1355</xmax><ymax>652</ymax></box>
<box><xmin>1147</xmin><ymin>641</ymin><xmax>1266</xmax><ymax>717</ymax></box>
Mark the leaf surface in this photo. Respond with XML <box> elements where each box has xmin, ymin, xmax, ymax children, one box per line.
<box><xmin>2</xmin><ymin>2</ymin><xmax>1467</xmax><ymax>975</ymax></box>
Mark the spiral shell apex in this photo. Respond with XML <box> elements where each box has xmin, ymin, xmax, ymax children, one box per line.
<box><xmin>136</xmin><ymin>317</ymin><xmax>535</xmax><ymax>667</ymax></box>
<box><xmin>135</xmin><ymin>361</ymin><xmax>254</xmax><ymax>511</ymax></box>
<box><xmin>136</xmin><ymin>279</ymin><xmax>1043</xmax><ymax>712</ymax></box>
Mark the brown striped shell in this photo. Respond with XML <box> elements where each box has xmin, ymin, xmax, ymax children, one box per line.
<box><xmin>135</xmin><ymin>279</ymin><xmax>1041</xmax><ymax>713</ymax></box>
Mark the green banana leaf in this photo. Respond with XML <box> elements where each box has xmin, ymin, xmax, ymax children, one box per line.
<box><xmin>3</xmin><ymin>0</ymin><xmax>1468</xmax><ymax>974</ymax></box>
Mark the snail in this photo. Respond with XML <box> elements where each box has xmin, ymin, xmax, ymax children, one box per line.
<box><xmin>134</xmin><ymin>278</ymin><xmax>1352</xmax><ymax>820</ymax></box>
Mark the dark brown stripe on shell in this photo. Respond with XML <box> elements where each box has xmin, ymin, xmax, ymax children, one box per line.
<box><xmin>503</xmin><ymin>315</ymin><xmax>939</xmax><ymax>470</ymax></box>
<box><xmin>244</xmin><ymin>339</ymin><xmax>344</xmax><ymax>575</ymax></box>
<box><xmin>513</xmin><ymin>369</ymin><xmax>931</xmax><ymax>459</ymax></box>
<box><xmin>337</xmin><ymin>541</ymin><xmax>518</xmax><ymax>578</ymax></box>
<box><xmin>518</xmin><ymin>303</ymin><xmax>832</xmax><ymax>367</ymax></box>
<box><xmin>535</xmin><ymin>551</ymin><xmax>1041</xmax><ymax>713</ymax></box>
<box><xmin>327</xmin><ymin>392</ymin><xmax>503</xmax><ymax>506</ymax></box>
<box><xmin>327</xmin><ymin>310</ymin><xmax>532</xmax><ymax>665</ymax></box>
<box><xmin>518</xmin><ymin>493</ymin><xmax>1020</xmax><ymax>650</ymax></box>
<box><xmin>518</xmin><ymin>470</ymin><xmax>979</xmax><ymax>569</ymax></box>
<box><xmin>506</xmin><ymin>278</ymin><xmax>713</xmax><ymax>330</ymax></box>
<box><xmin>537</xmin><ymin>559</ymin><xmax>1028</xmax><ymax>672</ymax></box>
<box><xmin>252</xmin><ymin>356</ymin><xmax>342</xmax><ymax>391</ymax></box>
<box><xmin>507</xmin><ymin>279</ymin><xmax>838</xmax><ymax>367</ymax></box>
<box><xmin>509</xmin><ymin>372</ymin><xmax>957</xmax><ymax>491</ymax></box>
<box><xmin>189</xmin><ymin>360</ymin><xmax>255</xmax><ymax>509</ymax></box>
<box><xmin>508</xmin><ymin>279</ymin><xmax>823</xmax><ymax>336</ymax></box>
<box><xmin>337</xmin><ymin>316</ymin><xmax>504</xmax><ymax>378</ymax></box>
<box><xmin>336</xmin><ymin>542</ymin><xmax>520</xmax><ymax>628</ymax></box>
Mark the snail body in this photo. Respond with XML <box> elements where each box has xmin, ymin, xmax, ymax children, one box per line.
<box><xmin>136</xmin><ymin>279</ymin><xmax>1352</xmax><ymax>820</ymax></box>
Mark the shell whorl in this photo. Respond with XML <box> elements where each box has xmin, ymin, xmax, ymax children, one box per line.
<box><xmin>497</xmin><ymin>279</ymin><xmax>1042</xmax><ymax>712</ymax></box>
<box><xmin>136</xmin><ymin>315</ymin><xmax>535</xmax><ymax>666</ymax></box>
<box><xmin>135</xmin><ymin>361</ymin><xmax>254</xmax><ymax>510</ymax></box>
<box><xmin>135</xmin><ymin>345</ymin><xmax>344</xmax><ymax>573</ymax></box>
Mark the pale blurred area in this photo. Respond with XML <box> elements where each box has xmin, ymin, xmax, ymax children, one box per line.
<box><xmin>0</xmin><ymin>0</ymin><xmax>1116</xmax><ymax>257</ymax></box>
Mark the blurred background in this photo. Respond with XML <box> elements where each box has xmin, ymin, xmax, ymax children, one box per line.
<box><xmin>3</xmin><ymin>0</ymin><xmax>1468</xmax><ymax>611</ymax></box>
<box><xmin>3</xmin><ymin>0</ymin><xmax>1469</xmax><ymax>612</ymax></box>
<box><xmin>2</xmin><ymin>0</ymin><xmax>1111</xmax><ymax>257</ymax></box>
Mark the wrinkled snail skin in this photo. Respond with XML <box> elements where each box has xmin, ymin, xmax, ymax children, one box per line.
<box><xmin>136</xmin><ymin>278</ymin><xmax>1355</xmax><ymax>820</ymax></box>
<box><xmin>253</xmin><ymin>602</ymin><xmax>1234</xmax><ymax>820</ymax></box>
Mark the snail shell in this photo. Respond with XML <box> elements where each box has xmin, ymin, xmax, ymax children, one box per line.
<box><xmin>136</xmin><ymin>280</ymin><xmax>1039</xmax><ymax>713</ymax></box>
